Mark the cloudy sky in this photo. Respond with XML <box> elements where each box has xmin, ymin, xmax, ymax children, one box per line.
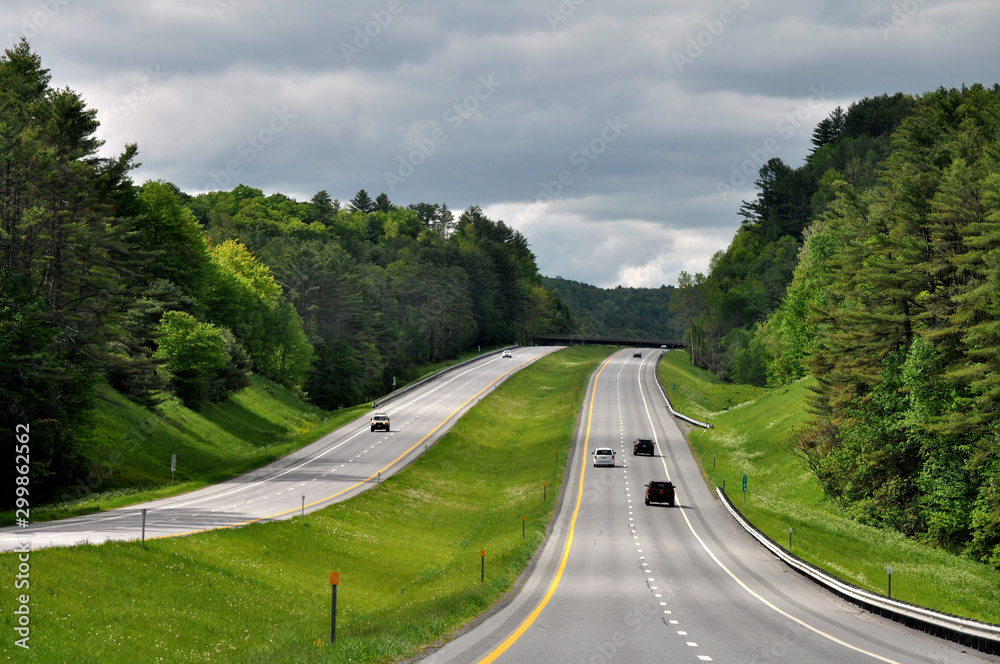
<box><xmin>4</xmin><ymin>0</ymin><xmax>999</xmax><ymax>287</ymax></box>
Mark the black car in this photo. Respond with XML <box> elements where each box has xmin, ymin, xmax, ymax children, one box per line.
<box><xmin>633</xmin><ymin>351</ymin><xmax>642</xmax><ymax>358</ymax></box>
<box><xmin>645</xmin><ymin>480</ymin><xmax>675</xmax><ymax>506</ymax></box>
<box><xmin>633</xmin><ymin>438</ymin><xmax>654</xmax><ymax>456</ymax></box>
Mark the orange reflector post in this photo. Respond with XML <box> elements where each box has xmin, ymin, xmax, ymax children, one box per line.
<box><xmin>330</xmin><ymin>572</ymin><xmax>340</xmax><ymax>586</ymax></box>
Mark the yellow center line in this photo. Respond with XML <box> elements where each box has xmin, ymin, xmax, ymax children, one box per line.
<box><xmin>147</xmin><ymin>354</ymin><xmax>543</xmax><ymax>542</ymax></box>
<box><xmin>477</xmin><ymin>349</ymin><xmax>628</xmax><ymax>664</ymax></box>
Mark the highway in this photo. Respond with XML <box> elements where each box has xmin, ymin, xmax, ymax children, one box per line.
<box><xmin>0</xmin><ymin>347</ymin><xmax>559</xmax><ymax>553</ymax></box>
<box><xmin>422</xmin><ymin>349</ymin><xmax>998</xmax><ymax>664</ymax></box>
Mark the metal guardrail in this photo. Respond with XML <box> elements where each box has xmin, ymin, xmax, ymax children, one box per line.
<box><xmin>652</xmin><ymin>350</ymin><xmax>999</xmax><ymax>652</ymax></box>
<box><xmin>370</xmin><ymin>346</ymin><xmax>519</xmax><ymax>409</ymax></box>
<box><xmin>716</xmin><ymin>487</ymin><xmax>1000</xmax><ymax>655</ymax></box>
<box><xmin>653</xmin><ymin>352</ymin><xmax>713</xmax><ymax>429</ymax></box>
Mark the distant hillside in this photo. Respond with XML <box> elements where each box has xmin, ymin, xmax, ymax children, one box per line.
<box><xmin>541</xmin><ymin>276</ymin><xmax>680</xmax><ymax>340</ymax></box>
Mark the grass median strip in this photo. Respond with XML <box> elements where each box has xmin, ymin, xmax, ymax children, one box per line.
<box><xmin>0</xmin><ymin>346</ymin><xmax>608</xmax><ymax>663</ymax></box>
<box><xmin>658</xmin><ymin>350</ymin><xmax>1000</xmax><ymax>624</ymax></box>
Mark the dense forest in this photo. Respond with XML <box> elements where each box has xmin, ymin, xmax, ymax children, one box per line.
<box><xmin>674</xmin><ymin>85</ymin><xmax>1000</xmax><ymax>567</ymax></box>
<box><xmin>0</xmin><ymin>41</ymin><xmax>573</xmax><ymax>504</ymax></box>
<box><xmin>541</xmin><ymin>276</ymin><xmax>680</xmax><ymax>340</ymax></box>
<box><xmin>670</xmin><ymin>92</ymin><xmax>917</xmax><ymax>383</ymax></box>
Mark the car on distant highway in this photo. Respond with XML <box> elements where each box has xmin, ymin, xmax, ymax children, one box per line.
<box><xmin>502</xmin><ymin>350</ymin><xmax>512</xmax><ymax>358</ymax></box>
<box><xmin>370</xmin><ymin>412</ymin><xmax>390</xmax><ymax>432</ymax></box>
<box><xmin>633</xmin><ymin>351</ymin><xmax>642</xmax><ymax>358</ymax></box>
<box><xmin>645</xmin><ymin>480</ymin><xmax>675</xmax><ymax>506</ymax></box>
<box><xmin>633</xmin><ymin>438</ymin><xmax>654</xmax><ymax>456</ymax></box>
<box><xmin>592</xmin><ymin>447</ymin><xmax>616</xmax><ymax>467</ymax></box>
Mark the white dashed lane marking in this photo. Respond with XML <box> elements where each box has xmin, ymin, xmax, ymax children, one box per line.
<box><xmin>622</xmin><ymin>353</ymin><xmax>716</xmax><ymax>663</ymax></box>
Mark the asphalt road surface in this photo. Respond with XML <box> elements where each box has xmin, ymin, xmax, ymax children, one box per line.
<box><xmin>421</xmin><ymin>349</ymin><xmax>998</xmax><ymax>664</ymax></box>
<box><xmin>0</xmin><ymin>347</ymin><xmax>559</xmax><ymax>553</ymax></box>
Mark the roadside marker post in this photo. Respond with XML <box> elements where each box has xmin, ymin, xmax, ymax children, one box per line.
<box><xmin>301</xmin><ymin>495</ymin><xmax>305</xmax><ymax>517</ymax></box>
<box><xmin>543</xmin><ymin>483</ymin><xmax>547</xmax><ymax>501</ymax></box>
<box><xmin>171</xmin><ymin>453</ymin><xmax>176</xmax><ymax>485</ymax></box>
<box><xmin>788</xmin><ymin>527</ymin><xmax>792</xmax><ymax>551</ymax></box>
<box><xmin>330</xmin><ymin>572</ymin><xmax>340</xmax><ymax>643</ymax></box>
<box><xmin>522</xmin><ymin>516</ymin><xmax>525</xmax><ymax>539</ymax></box>
<box><xmin>480</xmin><ymin>550</ymin><xmax>485</xmax><ymax>583</ymax></box>
<box><xmin>887</xmin><ymin>566</ymin><xmax>893</xmax><ymax>598</ymax></box>
<box><xmin>141</xmin><ymin>508</ymin><xmax>146</xmax><ymax>549</ymax></box>
<box><xmin>742</xmin><ymin>474</ymin><xmax>748</xmax><ymax>505</ymax></box>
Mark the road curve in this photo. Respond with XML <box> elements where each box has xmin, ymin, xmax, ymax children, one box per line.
<box><xmin>421</xmin><ymin>349</ymin><xmax>998</xmax><ymax>664</ymax></box>
<box><xmin>0</xmin><ymin>347</ymin><xmax>560</xmax><ymax>552</ymax></box>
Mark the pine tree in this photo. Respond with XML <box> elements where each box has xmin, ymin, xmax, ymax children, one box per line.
<box><xmin>0</xmin><ymin>40</ymin><xmax>138</xmax><ymax>502</ymax></box>
<box><xmin>374</xmin><ymin>192</ymin><xmax>393</xmax><ymax>212</ymax></box>
<box><xmin>350</xmin><ymin>189</ymin><xmax>375</xmax><ymax>213</ymax></box>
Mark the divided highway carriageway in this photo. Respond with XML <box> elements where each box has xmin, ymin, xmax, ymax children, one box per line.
<box><xmin>0</xmin><ymin>347</ymin><xmax>559</xmax><ymax>553</ymax></box>
<box><xmin>421</xmin><ymin>349</ymin><xmax>998</xmax><ymax>664</ymax></box>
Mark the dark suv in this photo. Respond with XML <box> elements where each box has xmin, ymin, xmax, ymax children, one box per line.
<box><xmin>370</xmin><ymin>412</ymin><xmax>390</xmax><ymax>432</ymax></box>
<box><xmin>633</xmin><ymin>438</ymin><xmax>654</xmax><ymax>456</ymax></box>
<box><xmin>645</xmin><ymin>480</ymin><xmax>675</xmax><ymax>506</ymax></box>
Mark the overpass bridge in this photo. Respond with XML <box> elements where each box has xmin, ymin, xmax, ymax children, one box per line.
<box><xmin>532</xmin><ymin>334</ymin><xmax>684</xmax><ymax>349</ymax></box>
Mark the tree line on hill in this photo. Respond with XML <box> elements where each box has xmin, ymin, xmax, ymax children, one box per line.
<box><xmin>672</xmin><ymin>85</ymin><xmax>1000</xmax><ymax>567</ymax></box>
<box><xmin>0</xmin><ymin>41</ymin><xmax>573</xmax><ymax>504</ymax></box>
<box><xmin>541</xmin><ymin>276</ymin><xmax>681</xmax><ymax>341</ymax></box>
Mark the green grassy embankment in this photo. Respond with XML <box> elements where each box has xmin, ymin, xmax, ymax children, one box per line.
<box><xmin>0</xmin><ymin>346</ymin><xmax>608</xmax><ymax>663</ymax></box>
<box><xmin>658</xmin><ymin>350</ymin><xmax>1000</xmax><ymax>624</ymax></box>
<box><xmin>6</xmin><ymin>375</ymin><xmax>367</xmax><ymax>525</ymax></box>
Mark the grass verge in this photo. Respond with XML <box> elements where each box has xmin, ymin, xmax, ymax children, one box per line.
<box><xmin>658</xmin><ymin>350</ymin><xmax>1000</xmax><ymax>624</ymax></box>
<box><xmin>0</xmin><ymin>346</ymin><xmax>607</xmax><ymax>663</ymax></box>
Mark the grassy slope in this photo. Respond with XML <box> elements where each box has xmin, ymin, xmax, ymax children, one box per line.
<box><xmin>658</xmin><ymin>350</ymin><xmax>1000</xmax><ymax>623</ymax></box>
<box><xmin>0</xmin><ymin>346</ymin><xmax>607</xmax><ymax>663</ymax></box>
<box><xmin>12</xmin><ymin>375</ymin><xmax>368</xmax><ymax>523</ymax></box>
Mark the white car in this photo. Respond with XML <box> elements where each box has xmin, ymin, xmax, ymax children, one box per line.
<box><xmin>593</xmin><ymin>447</ymin><xmax>616</xmax><ymax>467</ymax></box>
<box><xmin>502</xmin><ymin>350</ymin><xmax>512</xmax><ymax>358</ymax></box>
